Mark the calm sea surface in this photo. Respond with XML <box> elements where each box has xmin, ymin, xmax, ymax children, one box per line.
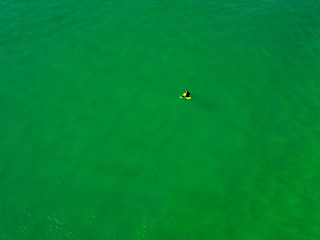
<box><xmin>1</xmin><ymin>0</ymin><xmax>320</xmax><ymax>239</ymax></box>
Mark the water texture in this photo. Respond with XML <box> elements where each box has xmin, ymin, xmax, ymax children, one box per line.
<box><xmin>1</xmin><ymin>0</ymin><xmax>320</xmax><ymax>239</ymax></box>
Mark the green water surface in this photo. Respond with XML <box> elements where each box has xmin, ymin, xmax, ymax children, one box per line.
<box><xmin>1</xmin><ymin>0</ymin><xmax>320</xmax><ymax>239</ymax></box>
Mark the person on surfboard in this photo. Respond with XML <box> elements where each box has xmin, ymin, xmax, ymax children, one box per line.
<box><xmin>180</xmin><ymin>90</ymin><xmax>191</xmax><ymax>100</ymax></box>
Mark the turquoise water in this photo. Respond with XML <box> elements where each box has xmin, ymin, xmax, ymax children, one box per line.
<box><xmin>1</xmin><ymin>0</ymin><xmax>320</xmax><ymax>239</ymax></box>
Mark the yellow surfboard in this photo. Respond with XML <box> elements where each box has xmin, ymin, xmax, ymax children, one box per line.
<box><xmin>180</xmin><ymin>93</ymin><xmax>191</xmax><ymax>99</ymax></box>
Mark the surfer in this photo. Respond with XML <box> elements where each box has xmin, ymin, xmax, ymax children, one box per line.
<box><xmin>180</xmin><ymin>90</ymin><xmax>191</xmax><ymax>100</ymax></box>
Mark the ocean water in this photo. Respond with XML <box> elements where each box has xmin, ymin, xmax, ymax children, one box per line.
<box><xmin>1</xmin><ymin>0</ymin><xmax>320</xmax><ymax>239</ymax></box>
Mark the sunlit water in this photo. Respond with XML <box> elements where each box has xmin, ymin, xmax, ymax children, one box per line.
<box><xmin>1</xmin><ymin>0</ymin><xmax>320</xmax><ymax>239</ymax></box>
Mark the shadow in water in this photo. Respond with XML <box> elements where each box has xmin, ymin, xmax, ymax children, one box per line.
<box><xmin>192</xmin><ymin>94</ymin><xmax>219</xmax><ymax>112</ymax></box>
